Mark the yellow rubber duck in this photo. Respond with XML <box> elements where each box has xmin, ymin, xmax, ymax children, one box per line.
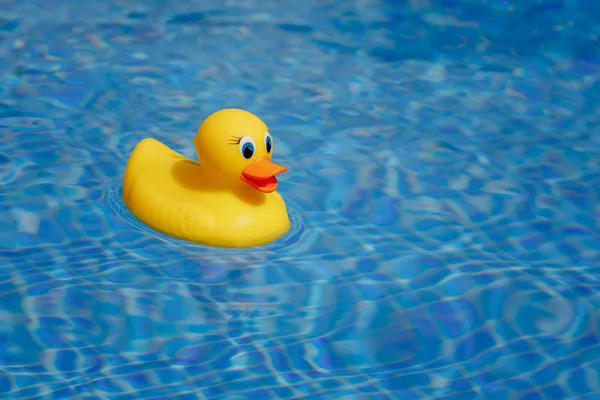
<box><xmin>122</xmin><ymin>108</ymin><xmax>291</xmax><ymax>248</ymax></box>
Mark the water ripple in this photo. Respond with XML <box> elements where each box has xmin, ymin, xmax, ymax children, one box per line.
<box><xmin>2</xmin><ymin>0</ymin><xmax>600</xmax><ymax>398</ymax></box>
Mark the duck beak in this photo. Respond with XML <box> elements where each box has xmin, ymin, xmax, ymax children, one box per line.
<box><xmin>241</xmin><ymin>158</ymin><xmax>287</xmax><ymax>193</ymax></box>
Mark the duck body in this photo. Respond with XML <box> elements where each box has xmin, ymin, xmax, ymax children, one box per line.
<box><xmin>122</xmin><ymin>109</ymin><xmax>291</xmax><ymax>248</ymax></box>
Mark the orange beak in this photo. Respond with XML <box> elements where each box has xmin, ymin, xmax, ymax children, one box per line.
<box><xmin>241</xmin><ymin>158</ymin><xmax>287</xmax><ymax>193</ymax></box>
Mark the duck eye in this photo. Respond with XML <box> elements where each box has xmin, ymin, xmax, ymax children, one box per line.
<box><xmin>264</xmin><ymin>130</ymin><xmax>272</xmax><ymax>153</ymax></box>
<box><xmin>238</xmin><ymin>136</ymin><xmax>255</xmax><ymax>159</ymax></box>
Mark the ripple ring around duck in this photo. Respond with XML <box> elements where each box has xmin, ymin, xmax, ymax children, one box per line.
<box><xmin>122</xmin><ymin>109</ymin><xmax>291</xmax><ymax>248</ymax></box>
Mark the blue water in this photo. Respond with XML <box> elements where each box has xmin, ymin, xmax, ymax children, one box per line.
<box><xmin>2</xmin><ymin>0</ymin><xmax>600</xmax><ymax>398</ymax></box>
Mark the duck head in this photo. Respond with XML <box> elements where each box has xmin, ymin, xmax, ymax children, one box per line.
<box><xmin>193</xmin><ymin>109</ymin><xmax>287</xmax><ymax>193</ymax></box>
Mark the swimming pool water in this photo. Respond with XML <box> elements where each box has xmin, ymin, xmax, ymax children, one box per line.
<box><xmin>2</xmin><ymin>0</ymin><xmax>600</xmax><ymax>398</ymax></box>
